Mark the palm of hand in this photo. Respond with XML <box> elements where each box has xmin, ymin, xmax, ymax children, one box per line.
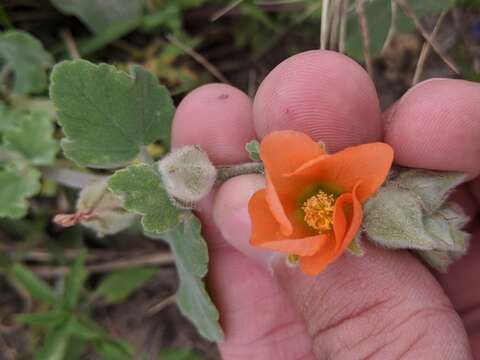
<box><xmin>172</xmin><ymin>51</ymin><xmax>480</xmax><ymax>360</ymax></box>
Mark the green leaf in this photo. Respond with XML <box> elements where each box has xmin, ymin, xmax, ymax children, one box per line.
<box><xmin>346</xmin><ymin>0</ymin><xmax>392</xmax><ymax>61</ymax></box>
<box><xmin>0</xmin><ymin>31</ymin><xmax>53</xmax><ymax>94</ymax></box>
<box><xmin>245</xmin><ymin>140</ymin><xmax>260</xmax><ymax>161</ymax></box>
<box><xmin>50</xmin><ymin>60</ymin><xmax>175</xmax><ymax>168</ymax></box>
<box><xmin>67</xmin><ymin>317</ymin><xmax>102</xmax><ymax>340</ymax></box>
<box><xmin>163</xmin><ymin>215</ymin><xmax>223</xmax><ymax>342</ymax></box>
<box><xmin>394</xmin><ymin>170</ymin><xmax>465</xmax><ymax>213</ymax></box>
<box><xmin>62</xmin><ymin>250</ymin><xmax>87</xmax><ymax>309</ymax></box>
<box><xmin>364</xmin><ymin>187</ymin><xmax>437</xmax><ymax>250</ymax></box>
<box><xmin>11</xmin><ymin>263</ymin><xmax>56</xmax><ymax>305</ymax></box>
<box><xmin>347</xmin><ymin>232</ymin><xmax>364</xmax><ymax>256</ymax></box>
<box><xmin>346</xmin><ymin>0</ymin><xmax>456</xmax><ymax>61</ymax></box>
<box><xmin>108</xmin><ymin>164</ymin><xmax>184</xmax><ymax>234</ymax></box>
<box><xmin>396</xmin><ymin>0</ymin><xmax>456</xmax><ymax>33</ymax></box>
<box><xmin>0</xmin><ymin>103</ymin><xmax>22</xmax><ymax>133</ymax></box>
<box><xmin>36</xmin><ymin>322</ymin><xmax>71</xmax><ymax>360</ymax></box>
<box><xmin>95</xmin><ymin>267</ymin><xmax>158</xmax><ymax>304</ymax></box>
<box><xmin>0</xmin><ymin>168</ymin><xmax>40</xmax><ymax>218</ymax></box>
<box><xmin>4</xmin><ymin>111</ymin><xmax>59</xmax><ymax>165</ymax></box>
<box><xmin>16</xmin><ymin>310</ymin><xmax>69</xmax><ymax>328</ymax></box>
<box><xmin>50</xmin><ymin>0</ymin><xmax>144</xmax><ymax>34</ymax></box>
<box><xmin>159</xmin><ymin>348</ymin><xmax>204</xmax><ymax>360</ymax></box>
<box><xmin>93</xmin><ymin>339</ymin><xmax>133</xmax><ymax>360</ymax></box>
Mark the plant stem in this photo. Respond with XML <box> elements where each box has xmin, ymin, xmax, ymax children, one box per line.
<box><xmin>216</xmin><ymin>162</ymin><xmax>264</xmax><ymax>182</ymax></box>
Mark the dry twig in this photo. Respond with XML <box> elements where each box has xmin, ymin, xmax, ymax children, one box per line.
<box><xmin>61</xmin><ymin>29</ymin><xmax>80</xmax><ymax>59</ymax></box>
<box><xmin>394</xmin><ymin>0</ymin><xmax>459</xmax><ymax>74</ymax></box>
<box><xmin>166</xmin><ymin>34</ymin><xmax>231</xmax><ymax>84</ymax></box>
<box><xmin>147</xmin><ymin>294</ymin><xmax>176</xmax><ymax>315</ymax></box>
<box><xmin>355</xmin><ymin>0</ymin><xmax>374</xmax><ymax>77</ymax></box>
<box><xmin>320</xmin><ymin>0</ymin><xmax>330</xmax><ymax>50</ymax></box>
<box><xmin>211</xmin><ymin>0</ymin><xmax>245</xmax><ymax>22</ymax></box>
<box><xmin>27</xmin><ymin>252</ymin><xmax>175</xmax><ymax>278</ymax></box>
<box><xmin>382</xmin><ymin>0</ymin><xmax>398</xmax><ymax>52</ymax></box>
<box><xmin>412</xmin><ymin>10</ymin><xmax>449</xmax><ymax>85</ymax></box>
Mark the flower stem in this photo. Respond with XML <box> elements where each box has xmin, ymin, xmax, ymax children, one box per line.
<box><xmin>216</xmin><ymin>162</ymin><xmax>264</xmax><ymax>182</ymax></box>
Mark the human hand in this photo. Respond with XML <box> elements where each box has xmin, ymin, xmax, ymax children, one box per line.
<box><xmin>171</xmin><ymin>50</ymin><xmax>480</xmax><ymax>359</ymax></box>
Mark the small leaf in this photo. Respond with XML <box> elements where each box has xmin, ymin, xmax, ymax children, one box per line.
<box><xmin>50</xmin><ymin>0</ymin><xmax>143</xmax><ymax>34</ymax></box>
<box><xmin>16</xmin><ymin>310</ymin><xmax>69</xmax><ymax>327</ymax></box>
<box><xmin>347</xmin><ymin>232</ymin><xmax>364</xmax><ymax>256</ymax></box>
<box><xmin>50</xmin><ymin>60</ymin><xmax>175</xmax><ymax>168</ymax></box>
<box><xmin>35</xmin><ymin>322</ymin><xmax>70</xmax><ymax>360</ymax></box>
<box><xmin>4</xmin><ymin>111</ymin><xmax>59</xmax><ymax>165</ymax></box>
<box><xmin>245</xmin><ymin>140</ymin><xmax>260</xmax><ymax>161</ymax></box>
<box><xmin>95</xmin><ymin>267</ymin><xmax>158</xmax><ymax>304</ymax></box>
<box><xmin>394</xmin><ymin>170</ymin><xmax>465</xmax><ymax>213</ymax></box>
<box><xmin>163</xmin><ymin>215</ymin><xmax>223</xmax><ymax>342</ymax></box>
<box><xmin>62</xmin><ymin>250</ymin><xmax>87</xmax><ymax>309</ymax></box>
<box><xmin>0</xmin><ymin>168</ymin><xmax>40</xmax><ymax>218</ymax></box>
<box><xmin>0</xmin><ymin>103</ymin><xmax>22</xmax><ymax>133</ymax></box>
<box><xmin>364</xmin><ymin>187</ymin><xmax>436</xmax><ymax>250</ymax></box>
<box><xmin>159</xmin><ymin>348</ymin><xmax>205</xmax><ymax>360</ymax></box>
<box><xmin>76</xmin><ymin>178</ymin><xmax>137</xmax><ymax>236</ymax></box>
<box><xmin>93</xmin><ymin>339</ymin><xmax>133</xmax><ymax>360</ymax></box>
<box><xmin>11</xmin><ymin>263</ymin><xmax>56</xmax><ymax>305</ymax></box>
<box><xmin>0</xmin><ymin>31</ymin><xmax>53</xmax><ymax>94</ymax></box>
<box><xmin>67</xmin><ymin>317</ymin><xmax>102</xmax><ymax>340</ymax></box>
<box><xmin>108</xmin><ymin>164</ymin><xmax>184</xmax><ymax>234</ymax></box>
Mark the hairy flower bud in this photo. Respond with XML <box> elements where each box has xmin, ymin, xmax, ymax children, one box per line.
<box><xmin>158</xmin><ymin>146</ymin><xmax>217</xmax><ymax>208</ymax></box>
<box><xmin>363</xmin><ymin>169</ymin><xmax>469</xmax><ymax>271</ymax></box>
<box><xmin>76</xmin><ymin>179</ymin><xmax>137</xmax><ymax>237</ymax></box>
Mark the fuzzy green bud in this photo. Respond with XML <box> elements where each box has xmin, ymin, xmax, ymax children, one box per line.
<box><xmin>158</xmin><ymin>146</ymin><xmax>217</xmax><ymax>208</ymax></box>
<box><xmin>363</xmin><ymin>169</ymin><xmax>470</xmax><ymax>271</ymax></box>
<box><xmin>76</xmin><ymin>179</ymin><xmax>137</xmax><ymax>237</ymax></box>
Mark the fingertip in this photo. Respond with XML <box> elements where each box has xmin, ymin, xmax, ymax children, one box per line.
<box><xmin>213</xmin><ymin>174</ymin><xmax>272</xmax><ymax>264</ymax></box>
<box><xmin>385</xmin><ymin>79</ymin><xmax>480</xmax><ymax>179</ymax></box>
<box><xmin>172</xmin><ymin>83</ymin><xmax>255</xmax><ymax>164</ymax></box>
<box><xmin>253</xmin><ymin>50</ymin><xmax>382</xmax><ymax>152</ymax></box>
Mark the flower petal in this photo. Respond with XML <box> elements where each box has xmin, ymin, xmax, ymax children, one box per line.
<box><xmin>300</xmin><ymin>186</ymin><xmax>363</xmax><ymax>276</ymax></box>
<box><xmin>300</xmin><ymin>241</ymin><xmax>335</xmax><ymax>275</ymax></box>
<box><xmin>287</xmin><ymin>143</ymin><xmax>394</xmax><ymax>202</ymax></box>
<box><xmin>260</xmin><ymin>131</ymin><xmax>326</xmax><ymax>235</ymax></box>
<box><xmin>249</xmin><ymin>189</ymin><xmax>327</xmax><ymax>256</ymax></box>
<box><xmin>258</xmin><ymin>235</ymin><xmax>328</xmax><ymax>256</ymax></box>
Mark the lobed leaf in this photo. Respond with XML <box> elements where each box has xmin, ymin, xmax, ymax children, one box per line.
<box><xmin>50</xmin><ymin>60</ymin><xmax>175</xmax><ymax>168</ymax></box>
<box><xmin>108</xmin><ymin>163</ymin><xmax>184</xmax><ymax>234</ymax></box>
<box><xmin>4</xmin><ymin>111</ymin><xmax>59</xmax><ymax>165</ymax></box>
<box><xmin>0</xmin><ymin>168</ymin><xmax>40</xmax><ymax>218</ymax></box>
<box><xmin>163</xmin><ymin>215</ymin><xmax>223</xmax><ymax>342</ymax></box>
<box><xmin>0</xmin><ymin>31</ymin><xmax>53</xmax><ymax>94</ymax></box>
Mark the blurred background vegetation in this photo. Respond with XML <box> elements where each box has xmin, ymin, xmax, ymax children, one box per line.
<box><xmin>0</xmin><ymin>0</ymin><xmax>479</xmax><ymax>359</ymax></box>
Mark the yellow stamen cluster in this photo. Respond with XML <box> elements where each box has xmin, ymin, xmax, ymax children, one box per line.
<box><xmin>302</xmin><ymin>191</ymin><xmax>335</xmax><ymax>232</ymax></box>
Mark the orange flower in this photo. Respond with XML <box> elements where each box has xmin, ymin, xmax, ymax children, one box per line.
<box><xmin>248</xmin><ymin>131</ymin><xmax>394</xmax><ymax>275</ymax></box>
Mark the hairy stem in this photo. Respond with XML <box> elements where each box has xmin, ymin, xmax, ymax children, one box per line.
<box><xmin>216</xmin><ymin>162</ymin><xmax>264</xmax><ymax>182</ymax></box>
